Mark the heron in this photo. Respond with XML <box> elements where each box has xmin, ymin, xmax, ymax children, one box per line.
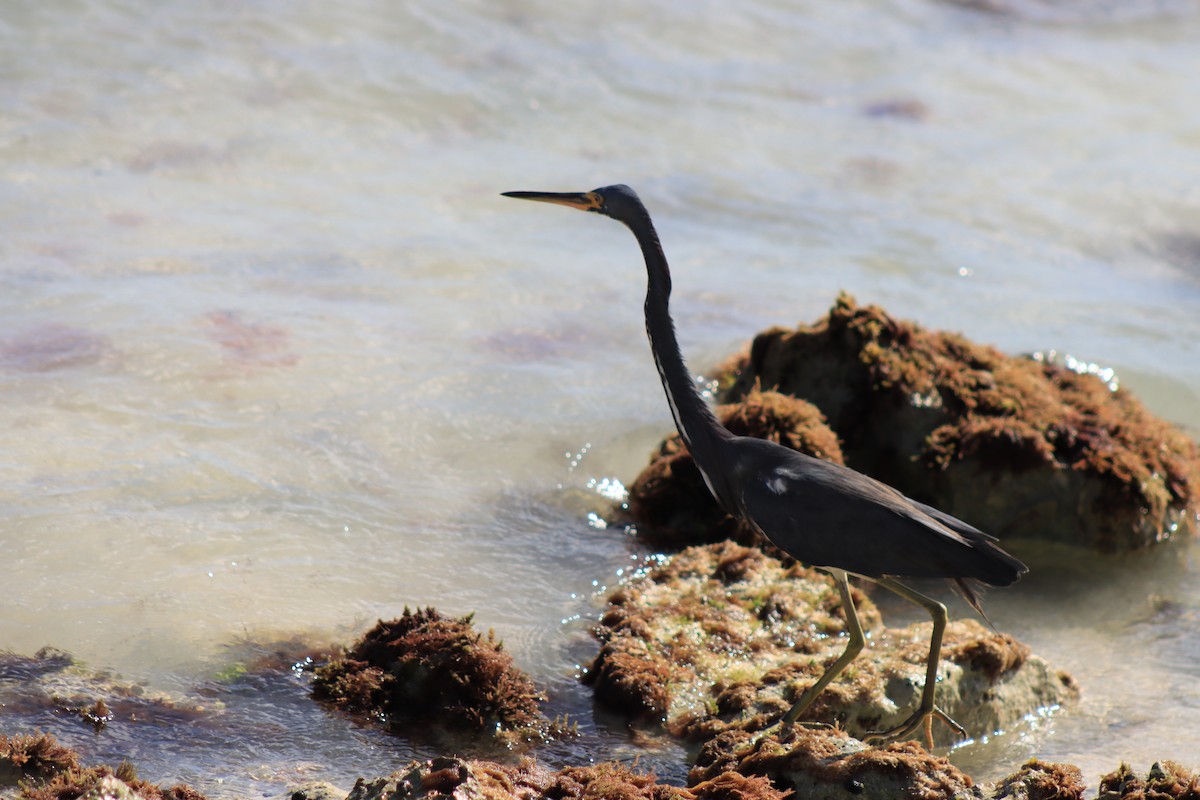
<box><xmin>502</xmin><ymin>184</ymin><xmax>1027</xmax><ymax>742</ymax></box>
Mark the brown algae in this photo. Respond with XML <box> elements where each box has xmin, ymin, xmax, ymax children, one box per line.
<box><xmin>585</xmin><ymin>542</ymin><xmax>1074</xmax><ymax>747</ymax></box>
<box><xmin>311</xmin><ymin>607</ymin><xmax>554</xmax><ymax>745</ymax></box>
<box><xmin>639</xmin><ymin>293</ymin><xmax>1200</xmax><ymax>552</ymax></box>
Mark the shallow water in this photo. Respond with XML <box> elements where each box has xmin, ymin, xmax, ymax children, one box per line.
<box><xmin>3</xmin><ymin>0</ymin><xmax>1200</xmax><ymax>795</ymax></box>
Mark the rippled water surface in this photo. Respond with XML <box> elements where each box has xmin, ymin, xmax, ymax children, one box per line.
<box><xmin>4</xmin><ymin>0</ymin><xmax>1200</xmax><ymax>795</ymax></box>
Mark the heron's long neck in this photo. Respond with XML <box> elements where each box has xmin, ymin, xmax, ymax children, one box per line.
<box><xmin>631</xmin><ymin>220</ymin><xmax>733</xmax><ymax>489</ymax></box>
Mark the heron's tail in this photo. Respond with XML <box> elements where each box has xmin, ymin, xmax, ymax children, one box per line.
<box><xmin>951</xmin><ymin>577</ymin><xmax>997</xmax><ymax>631</ymax></box>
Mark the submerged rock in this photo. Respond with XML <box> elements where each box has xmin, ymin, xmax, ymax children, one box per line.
<box><xmin>0</xmin><ymin>648</ymin><xmax>213</xmax><ymax>734</ymax></box>
<box><xmin>585</xmin><ymin>542</ymin><xmax>1076</xmax><ymax>748</ymax></box>
<box><xmin>311</xmin><ymin>608</ymin><xmax>556</xmax><ymax>747</ymax></box>
<box><xmin>0</xmin><ymin>323</ymin><xmax>110</xmax><ymax>372</ymax></box>
<box><xmin>692</xmin><ymin>294</ymin><xmax>1200</xmax><ymax>553</ymax></box>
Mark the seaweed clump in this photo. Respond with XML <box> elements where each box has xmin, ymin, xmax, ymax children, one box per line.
<box><xmin>706</xmin><ymin>293</ymin><xmax>1200</xmax><ymax>552</ymax></box>
<box><xmin>0</xmin><ymin>732</ymin><xmax>205</xmax><ymax>800</ymax></box>
<box><xmin>690</xmin><ymin>726</ymin><xmax>975</xmax><ymax>800</ymax></box>
<box><xmin>1098</xmin><ymin>761</ymin><xmax>1200</xmax><ymax>799</ymax></box>
<box><xmin>311</xmin><ymin>607</ymin><xmax>553</xmax><ymax>745</ymax></box>
<box><xmin>0</xmin><ymin>733</ymin><xmax>81</xmax><ymax>785</ymax></box>
<box><xmin>993</xmin><ymin>759</ymin><xmax>1087</xmax><ymax>800</ymax></box>
<box><xmin>624</xmin><ymin>389</ymin><xmax>844</xmax><ymax>547</ymax></box>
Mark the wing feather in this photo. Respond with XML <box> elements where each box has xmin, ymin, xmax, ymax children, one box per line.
<box><xmin>729</xmin><ymin>437</ymin><xmax>1023</xmax><ymax>586</ymax></box>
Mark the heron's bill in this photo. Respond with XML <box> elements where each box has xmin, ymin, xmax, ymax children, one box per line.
<box><xmin>501</xmin><ymin>190</ymin><xmax>601</xmax><ymax>211</ymax></box>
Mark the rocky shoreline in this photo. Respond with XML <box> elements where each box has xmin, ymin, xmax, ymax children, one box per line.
<box><xmin>5</xmin><ymin>297</ymin><xmax>1199</xmax><ymax>800</ymax></box>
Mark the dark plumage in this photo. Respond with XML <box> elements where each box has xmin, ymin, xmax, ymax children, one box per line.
<box><xmin>503</xmin><ymin>183</ymin><xmax>1027</xmax><ymax>741</ymax></box>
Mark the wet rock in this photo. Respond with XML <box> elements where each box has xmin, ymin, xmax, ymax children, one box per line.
<box><xmin>309</xmin><ymin>753</ymin><xmax>1115</xmax><ymax>800</ymax></box>
<box><xmin>708</xmin><ymin>293</ymin><xmax>1200</xmax><ymax>553</ymax></box>
<box><xmin>690</xmin><ymin>726</ymin><xmax>977</xmax><ymax>800</ymax></box>
<box><xmin>0</xmin><ymin>735</ymin><xmax>207</xmax><ymax>800</ymax></box>
<box><xmin>622</xmin><ymin>389</ymin><xmax>844</xmax><ymax>547</ymax></box>
<box><xmin>342</xmin><ymin>757</ymin><xmax>784</xmax><ymax>800</ymax></box>
<box><xmin>1098</xmin><ymin>761</ymin><xmax>1200</xmax><ymax>799</ymax></box>
<box><xmin>283</xmin><ymin>782</ymin><xmax>349</xmax><ymax>800</ymax></box>
<box><xmin>993</xmin><ymin>759</ymin><xmax>1086</xmax><ymax>799</ymax></box>
<box><xmin>585</xmin><ymin>541</ymin><xmax>875</xmax><ymax>722</ymax></box>
<box><xmin>586</xmin><ymin>542</ymin><xmax>1075</xmax><ymax>747</ymax></box>
<box><xmin>311</xmin><ymin>608</ymin><xmax>556</xmax><ymax>747</ymax></box>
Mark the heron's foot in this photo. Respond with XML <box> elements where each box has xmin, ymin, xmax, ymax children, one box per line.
<box><xmin>863</xmin><ymin>705</ymin><xmax>966</xmax><ymax>746</ymax></box>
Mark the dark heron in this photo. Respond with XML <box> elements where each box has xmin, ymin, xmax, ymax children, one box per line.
<box><xmin>502</xmin><ymin>184</ymin><xmax>1027</xmax><ymax>742</ymax></box>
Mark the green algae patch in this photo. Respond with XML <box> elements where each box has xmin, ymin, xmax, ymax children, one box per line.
<box><xmin>311</xmin><ymin>608</ymin><xmax>556</xmax><ymax>747</ymax></box>
<box><xmin>623</xmin><ymin>389</ymin><xmax>845</xmax><ymax>548</ymax></box>
<box><xmin>705</xmin><ymin>294</ymin><xmax>1199</xmax><ymax>553</ymax></box>
<box><xmin>585</xmin><ymin>543</ymin><xmax>1075</xmax><ymax>748</ymax></box>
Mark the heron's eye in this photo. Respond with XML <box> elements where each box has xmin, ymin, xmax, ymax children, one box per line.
<box><xmin>586</xmin><ymin>192</ymin><xmax>603</xmax><ymax>209</ymax></box>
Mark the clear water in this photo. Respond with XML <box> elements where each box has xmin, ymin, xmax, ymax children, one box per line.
<box><xmin>3</xmin><ymin>0</ymin><xmax>1200</xmax><ymax>795</ymax></box>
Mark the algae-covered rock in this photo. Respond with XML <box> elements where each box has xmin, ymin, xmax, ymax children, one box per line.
<box><xmin>0</xmin><ymin>734</ymin><xmax>207</xmax><ymax>800</ymax></box>
<box><xmin>1098</xmin><ymin>761</ymin><xmax>1200</xmax><ymax>799</ymax></box>
<box><xmin>690</xmin><ymin>726</ymin><xmax>978</xmax><ymax>800</ymax></box>
<box><xmin>623</xmin><ymin>389</ymin><xmax>844</xmax><ymax>547</ymax></box>
<box><xmin>342</xmin><ymin>756</ymin><xmax>785</xmax><ymax>800</ymax></box>
<box><xmin>586</xmin><ymin>542</ymin><xmax>1075</xmax><ymax>748</ymax></box>
<box><xmin>282</xmin><ymin>783</ymin><xmax>348</xmax><ymax>800</ymax></box>
<box><xmin>585</xmin><ymin>542</ymin><xmax>878</xmax><ymax>722</ymax></box>
<box><xmin>694</xmin><ymin>732</ymin><xmax>1095</xmax><ymax>800</ymax></box>
<box><xmin>0</xmin><ymin>733</ymin><xmax>81</xmax><ymax>786</ymax></box>
<box><xmin>311</xmin><ymin>608</ymin><xmax>555</xmax><ymax>746</ymax></box>
<box><xmin>993</xmin><ymin>759</ymin><xmax>1086</xmax><ymax>799</ymax></box>
<box><xmin>705</xmin><ymin>294</ymin><xmax>1200</xmax><ymax>553</ymax></box>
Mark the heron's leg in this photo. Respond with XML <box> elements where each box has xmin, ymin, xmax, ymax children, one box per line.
<box><xmin>863</xmin><ymin>577</ymin><xmax>966</xmax><ymax>743</ymax></box>
<box><xmin>780</xmin><ymin>569</ymin><xmax>865</xmax><ymax>725</ymax></box>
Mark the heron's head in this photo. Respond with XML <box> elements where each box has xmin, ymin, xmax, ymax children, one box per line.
<box><xmin>502</xmin><ymin>184</ymin><xmax>648</xmax><ymax>229</ymax></box>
